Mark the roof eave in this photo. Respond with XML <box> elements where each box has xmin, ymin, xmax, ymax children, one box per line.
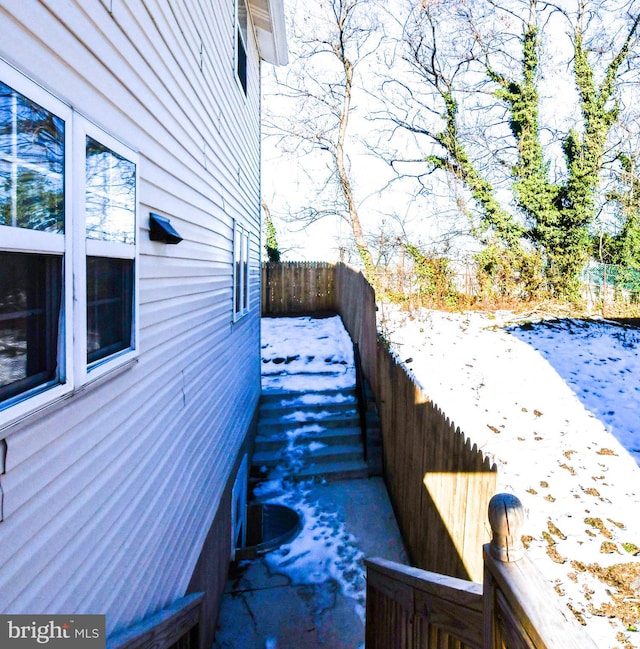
<box><xmin>249</xmin><ymin>0</ymin><xmax>289</xmax><ymax>66</ymax></box>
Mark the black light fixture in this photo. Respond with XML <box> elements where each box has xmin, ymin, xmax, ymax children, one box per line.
<box><xmin>149</xmin><ymin>213</ymin><xmax>182</xmax><ymax>244</ymax></box>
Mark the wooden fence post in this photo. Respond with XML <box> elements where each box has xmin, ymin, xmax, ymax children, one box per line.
<box><xmin>487</xmin><ymin>493</ymin><xmax>524</xmax><ymax>563</ymax></box>
<box><xmin>484</xmin><ymin>493</ymin><xmax>524</xmax><ymax>649</ymax></box>
<box><xmin>483</xmin><ymin>494</ymin><xmax>599</xmax><ymax>649</ymax></box>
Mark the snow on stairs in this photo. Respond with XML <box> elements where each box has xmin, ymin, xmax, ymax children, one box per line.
<box><xmin>252</xmin><ymin>386</ymin><xmax>369</xmax><ymax>483</ymax></box>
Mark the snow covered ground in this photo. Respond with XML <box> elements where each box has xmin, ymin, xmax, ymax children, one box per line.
<box><xmin>380</xmin><ymin>305</ymin><xmax>640</xmax><ymax>649</ymax></box>
<box><xmin>255</xmin><ymin>316</ymin><xmax>371</xmax><ymax>646</ymax></box>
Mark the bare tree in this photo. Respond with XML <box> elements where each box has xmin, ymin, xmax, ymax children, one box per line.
<box><xmin>262</xmin><ymin>0</ymin><xmax>385</xmax><ymax>283</ymax></box>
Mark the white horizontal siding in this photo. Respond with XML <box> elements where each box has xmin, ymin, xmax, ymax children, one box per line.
<box><xmin>0</xmin><ymin>0</ymin><xmax>264</xmax><ymax>635</ymax></box>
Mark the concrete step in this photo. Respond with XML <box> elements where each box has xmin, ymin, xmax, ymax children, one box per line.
<box><xmin>260</xmin><ymin>398</ymin><xmax>358</xmax><ymax>418</ymax></box>
<box><xmin>252</xmin><ymin>443</ymin><xmax>364</xmax><ymax>469</ymax></box>
<box><xmin>295</xmin><ymin>459</ymin><xmax>369</xmax><ymax>482</ymax></box>
<box><xmin>258</xmin><ymin>411</ymin><xmax>360</xmax><ymax>434</ymax></box>
<box><xmin>250</xmin><ymin>458</ymin><xmax>370</xmax><ymax>485</ymax></box>
<box><xmin>255</xmin><ymin>426</ymin><xmax>362</xmax><ymax>452</ymax></box>
<box><xmin>256</xmin><ymin>381</ymin><xmax>368</xmax><ymax>482</ymax></box>
<box><xmin>260</xmin><ymin>387</ymin><xmax>357</xmax><ymax>405</ymax></box>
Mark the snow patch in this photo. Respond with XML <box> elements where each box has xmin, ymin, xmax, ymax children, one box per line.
<box><xmin>381</xmin><ymin>304</ymin><xmax>640</xmax><ymax>648</ymax></box>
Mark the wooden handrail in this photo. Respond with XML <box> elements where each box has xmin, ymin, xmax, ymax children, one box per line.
<box><xmin>106</xmin><ymin>593</ymin><xmax>204</xmax><ymax>649</ymax></box>
<box><xmin>366</xmin><ymin>495</ymin><xmax>601</xmax><ymax>649</ymax></box>
<box><xmin>366</xmin><ymin>557</ymin><xmax>484</xmax><ymax>649</ymax></box>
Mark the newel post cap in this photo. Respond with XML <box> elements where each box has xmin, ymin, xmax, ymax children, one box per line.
<box><xmin>488</xmin><ymin>493</ymin><xmax>525</xmax><ymax>562</ymax></box>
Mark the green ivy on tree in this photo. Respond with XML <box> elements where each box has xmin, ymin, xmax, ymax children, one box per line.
<box><xmin>399</xmin><ymin>4</ymin><xmax>640</xmax><ymax>302</ymax></box>
<box><xmin>262</xmin><ymin>202</ymin><xmax>281</xmax><ymax>263</ymax></box>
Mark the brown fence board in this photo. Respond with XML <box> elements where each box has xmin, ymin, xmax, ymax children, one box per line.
<box><xmin>262</xmin><ymin>262</ymin><xmax>336</xmax><ymax>315</ymax></box>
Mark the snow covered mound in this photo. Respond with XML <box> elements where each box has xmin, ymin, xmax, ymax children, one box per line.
<box><xmin>381</xmin><ymin>305</ymin><xmax>640</xmax><ymax>649</ymax></box>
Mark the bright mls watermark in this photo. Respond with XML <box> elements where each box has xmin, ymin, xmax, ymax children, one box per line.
<box><xmin>0</xmin><ymin>615</ymin><xmax>105</xmax><ymax>648</ymax></box>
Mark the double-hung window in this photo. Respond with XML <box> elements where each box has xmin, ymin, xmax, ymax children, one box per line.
<box><xmin>0</xmin><ymin>60</ymin><xmax>138</xmax><ymax>424</ymax></box>
<box><xmin>233</xmin><ymin>222</ymin><xmax>250</xmax><ymax>320</ymax></box>
<box><xmin>0</xmin><ymin>65</ymin><xmax>70</xmax><ymax>417</ymax></box>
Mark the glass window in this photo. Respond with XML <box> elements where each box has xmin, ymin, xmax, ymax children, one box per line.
<box><xmin>86</xmin><ymin>257</ymin><xmax>134</xmax><ymax>364</ymax></box>
<box><xmin>243</xmin><ymin>229</ymin><xmax>249</xmax><ymax>311</ymax></box>
<box><xmin>234</xmin><ymin>223</ymin><xmax>250</xmax><ymax>320</ymax></box>
<box><xmin>236</xmin><ymin>0</ymin><xmax>248</xmax><ymax>94</ymax></box>
<box><xmin>84</xmin><ymin>135</ymin><xmax>136</xmax><ymax>369</ymax></box>
<box><xmin>85</xmin><ymin>136</ymin><xmax>136</xmax><ymax>244</ymax></box>
<box><xmin>0</xmin><ymin>251</ymin><xmax>62</xmax><ymax>402</ymax></box>
<box><xmin>0</xmin><ymin>80</ymin><xmax>64</xmax><ymax>233</ymax></box>
<box><xmin>234</xmin><ymin>228</ymin><xmax>242</xmax><ymax>315</ymax></box>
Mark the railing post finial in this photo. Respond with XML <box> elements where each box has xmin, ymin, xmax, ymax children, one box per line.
<box><xmin>488</xmin><ymin>493</ymin><xmax>525</xmax><ymax>562</ymax></box>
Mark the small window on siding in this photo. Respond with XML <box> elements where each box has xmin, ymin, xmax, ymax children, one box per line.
<box><xmin>233</xmin><ymin>222</ymin><xmax>250</xmax><ymax>320</ymax></box>
<box><xmin>236</xmin><ymin>0</ymin><xmax>248</xmax><ymax>94</ymax></box>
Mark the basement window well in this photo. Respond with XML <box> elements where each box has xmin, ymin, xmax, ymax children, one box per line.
<box><xmin>235</xmin><ymin>503</ymin><xmax>302</xmax><ymax>561</ymax></box>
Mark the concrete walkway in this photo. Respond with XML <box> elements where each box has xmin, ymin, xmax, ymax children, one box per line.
<box><xmin>213</xmin><ymin>316</ymin><xmax>407</xmax><ymax>649</ymax></box>
<box><xmin>212</xmin><ymin>477</ymin><xmax>407</xmax><ymax>649</ymax></box>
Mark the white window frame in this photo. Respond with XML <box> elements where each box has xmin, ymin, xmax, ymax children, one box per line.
<box><xmin>230</xmin><ymin>454</ymin><xmax>248</xmax><ymax>559</ymax></box>
<box><xmin>0</xmin><ymin>60</ymin><xmax>139</xmax><ymax>428</ymax></box>
<box><xmin>235</xmin><ymin>0</ymin><xmax>249</xmax><ymax>95</ymax></box>
<box><xmin>233</xmin><ymin>222</ymin><xmax>250</xmax><ymax>321</ymax></box>
<box><xmin>0</xmin><ymin>59</ymin><xmax>74</xmax><ymax>426</ymax></box>
<box><xmin>72</xmin><ymin>116</ymin><xmax>139</xmax><ymax>387</ymax></box>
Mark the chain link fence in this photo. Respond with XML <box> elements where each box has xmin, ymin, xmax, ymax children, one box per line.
<box><xmin>581</xmin><ymin>261</ymin><xmax>640</xmax><ymax>306</ymax></box>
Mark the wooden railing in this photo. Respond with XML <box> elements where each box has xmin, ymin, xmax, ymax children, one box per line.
<box><xmin>483</xmin><ymin>495</ymin><xmax>597</xmax><ymax>649</ymax></box>
<box><xmin>366</xmin><ymin>558</ymin><xmax>483</xmax><ymax>649</ymax></box>
<box><xmin>366</xmin><ymin>494</ymin><xmax>599</xmax><ymax>649</ymax></box>
<box><xmin>106</xmin><ymin>593</ymin><xmax>203</xmax><ymax>649</ymax></box>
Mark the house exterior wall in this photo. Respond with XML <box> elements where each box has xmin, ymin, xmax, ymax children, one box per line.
<box><xmin>0</xmin><ymin>0</ymin><xmax>264</xmax><ymax>637</ymax></box>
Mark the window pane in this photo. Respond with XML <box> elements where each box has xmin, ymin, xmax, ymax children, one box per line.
<box><xmin>243</xmin><ymin>231</ymin><xmax>249</xmax><ymax>310</ymax></box>
<box><xmin>0</xmin><ymin>81</ymin><xmax>64</xmax><ymax>232</ymax></box>
<box><xmin>87</xmin><ymin>257</ymin><xmax>133</xmax><ymax>364</ymax></box>
<box><xmin>237</xmin><ymin>27</ymin><xmax>247</xmax><ymax>94</ymax></box>
<box><xmin>0</xmin><ymin>251</ymin><xmax>62</xmax><ymax>403</ymax></box>
<box><xmin>236</xmin><ymin>1</ymin><xmax>248</xmax><ymax>94</ymax></box>
<box><xmin>234</xmin><ymin>229</ymin><xmax>242</xmax><ymax>315</ymax></box>
<box><xmin>85</xmin><ymin>137</ymin><xmax>136</xmax><ymax>244</ymax></box>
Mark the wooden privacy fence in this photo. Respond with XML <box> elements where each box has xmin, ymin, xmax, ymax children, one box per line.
<box><xmin>262</xmin><ymin>261</ymin><xmax>336</xmax><ymax>314</ymax></box>
<box><xmin>262</xmin><ymin>261</ymin><xmax>495</xmax><ymax>582</ymax></box>
<box><xmin>374</xmin><ymin>346</ymin><xmax>496</xmax><ymax>582</ymax></box>
<box><xmin>334</xmin><ymin>263</ymin><xmax>378</xmax><ymax>387</ymax></box>
<box><xmin>365</xmin><ymin>494</ymin><xmax>599</xmax><ymax>649</ymax></box>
